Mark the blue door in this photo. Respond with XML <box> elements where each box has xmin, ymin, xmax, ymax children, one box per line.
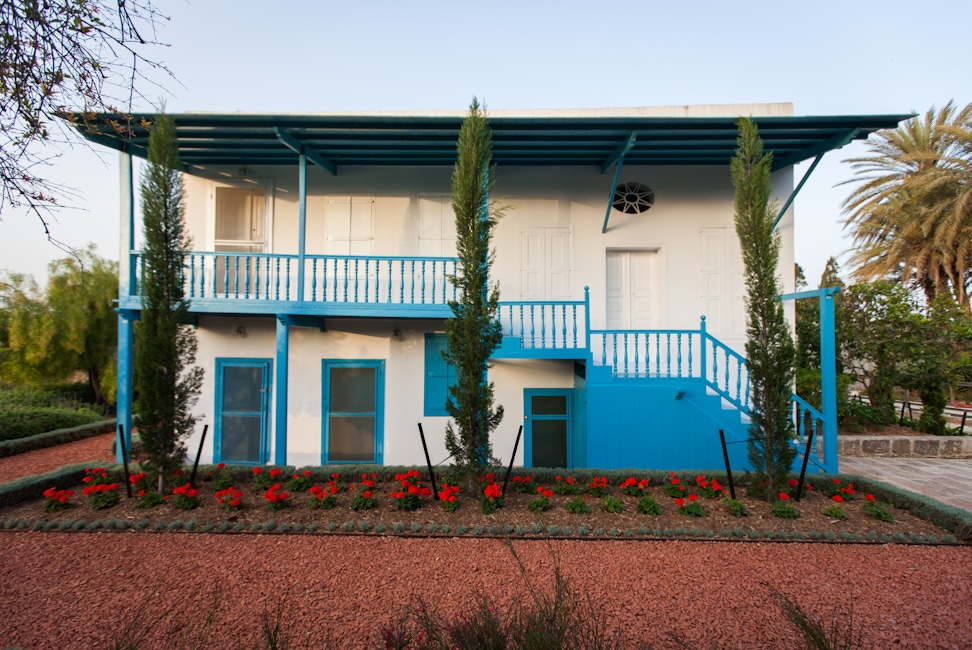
<box><xmin>214</xmin><ymin>359</ymin><xmax>272</xmax><ymax>465</ymax></box>
<box><xmin>322</xmin><ymin>360</ymin><xmax>384</xmax><ymax>464</ymax></box>
<box><xmin>524</xmin><ymin>389</ymin><xmax>571</xmax><ymax>469</ymax></box>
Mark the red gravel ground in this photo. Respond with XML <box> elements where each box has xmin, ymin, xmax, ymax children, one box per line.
<box><xmin>2</xmin><ymin>436</ymin><xmax>972</xmax><ymax>648</ymax></box>
<box><xmin>0</xmin><ymin>432</ymin><xmax>115</xmax><ymax>483</ymax></box>
<box><xmin>1</xmin><ymin>533</ymin><xmax>971</xmax><ymax>649</ymax></box>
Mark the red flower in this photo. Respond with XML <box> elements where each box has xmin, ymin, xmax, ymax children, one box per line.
<box><xmin>269</xmin><ymin>468</ymin><xmax>281</xmax><ymax>479</ymax></box>
<box><xmin>865</xmin><ymin>494</ymin><xmax>875</xmax><ymax>501</ymax></box>
<box><xmin>138</xmin><ymin>489</ymin><xmax>145</xmax><ymax>498</ymax></box>
<box><xmin>303</xmin><ymin>470</ymin><xmax>311</xmax><ymax>477</ymax></box>
<box><xmin>671</xmin><ymin>478</ymin><xmax>680</xmax><ymax>485</ymax></box>
<box><xmin>253</xmin><ymin>467</ymin><xmax>263</xmax><ymax>475</ymax></box>
<box><xmin>688</xmin><ymin>494</ymin><xmax>698</xmax><ymax>502</ymax></box>
<box><xmin>831</xmin><ymin>495</ymin><xmax>844</xmax><ymax>503</ymax></box>
<box><xmin>173</xmin><ymin>469</ymin><xmax>183</xmax><ymax>476</ymax></box>
<box><xmin>216</xmin><ymin>463</ymin><xmax>225</xmax><ymax>470</ymax></box>
<box><xmin>230</xmin><ymin>499</ymin><xmax>240</xmax><ymax>507</ymax></box>
<box><xmin>675</xmin><ymin>498</ymin><xmax>685</xmax><ymax>507</ymax></box>
<box><xmin>832</xmin><ymin>479</ymin><xmax>841</xmax><ymax>485</ymax></box>
<box><xmin>787</xmin><ymin>479</ymin><xmax>799</xmax><ymax>487</ymax></box>
<box><xmin>331</xmin><ymin>473</ymin><xmax>340</xmax><ymax>479</ymax></box>
<box><xmin>187</xmin><ymin>488</ymin><xmax>198</xmax><ymax>498</ymax></box>
<box><xmin>363</xmin><ymin>490</ymin><xmax>373</xmax><ymax>498</ymax></box>
<box><xmin>778</xmin><ymin>493</ymin><xmax>789</xmax><ymax>501</ymax></box>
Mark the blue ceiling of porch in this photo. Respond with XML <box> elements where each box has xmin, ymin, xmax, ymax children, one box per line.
<box><xmin>66</xmin><ymin>111</ymin><xmax>912</xmax><ymax>173</ymax></box>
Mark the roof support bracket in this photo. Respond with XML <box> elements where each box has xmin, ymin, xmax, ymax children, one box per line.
<box><xmin>601</xmin><ymin>132</ymin><xmax>637</xmax><ymax>175</ymax></box>
<box><xmin>600</xmin><ymin>132</ymin><xmax>637</xmax><ymax>233</ymax></box>
<box><xmin>274</xmin><ymin>128</ymin><xmax>337</xmax><ymax>175</ymax></box>
<box><xmin>772</xmin><ymin>152</ymin><xmax>823</xmax><ymax>229</ymax></box>
<box><xmin>602</xmin><ymin>156</ymin><xmax>625</xmax><ymax>234</ymax></box>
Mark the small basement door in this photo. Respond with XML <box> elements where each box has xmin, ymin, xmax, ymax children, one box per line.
<box><xmin>524</xmin><ymin>389</ymin><xmax>571</xmax><ymax>469</ymax></box>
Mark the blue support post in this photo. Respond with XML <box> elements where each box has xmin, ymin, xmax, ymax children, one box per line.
<box><xmin>119</xmin><ymin>151</ymin><xmax>136</xmax><ymax>297</ymax></box>
<box><xmin>297</xmin><ymin>153</ymin><xmax>307</xmax><ymax>305</ymax></box>
<box><xmin>116</xmin><ymin>314</ymin><xmax>134</xmax><ymax>463</ymax></box>
<box><xmin>274</xmin><ymin>316</ymin><xmax>289</xmax><ymax>465</ymax></box>
<box><xmin>116</xmin><ymin>151</ymin><xmax>135</xmax><ymax>464</ymax></box>
<box><xmin>819</xmin><ymin>287</ymin><xmax>840</xmax><ymax>473</ymax></box>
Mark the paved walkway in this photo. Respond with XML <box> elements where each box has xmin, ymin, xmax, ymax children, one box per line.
<box><xmin>840</xmin><ymin>456</ymin><xmax>972</xmax><ymax>513</ymax></box>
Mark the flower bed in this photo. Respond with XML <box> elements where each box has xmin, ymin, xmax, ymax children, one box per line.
<box><xmin>0</xmin><ymin>465</ymin><xmax>964</xmax><ymax>543</ymax></box>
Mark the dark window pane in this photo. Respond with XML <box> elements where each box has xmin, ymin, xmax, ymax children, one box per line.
<box><xmin>221</xmin><ymin>415</ymin><xmax>262</xmax><ymax>463</ymax></box>
<box><xmin>328</xmin><ymin>416</ymin><xmax>375</xmax><ymax>461</ymax></box>
<box><xmin>532</xmin><ymin>419</ymin><xmax>567</xmax><ymax>468</ymax></box>
<box><xmin>222</xmin><ymin>366</ymin><xmax>264</xmax><ymax>412</ymax></box>
<box><xmin>532</xmin><ymin>395</ymin><xmax>567</xmax><ymax>416</ymax></box>
<box><xmin>330</xmin><ymin>367</ymin><xmax>376</xmax><ymax>413</ymax></box>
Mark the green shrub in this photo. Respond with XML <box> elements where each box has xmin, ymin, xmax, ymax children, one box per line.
<box><xmin>0</xmin><ymin>407</ymin><xmax>103</xmax><ymax>441</ymax></box>
<box><xmin>723</xmin><ymin>498</ymin><xmax>748</xmax><ymax>518</ymax></box>
<box><xmin>637</xmin><ymin>496</ymin><xmax>661</xmax><ymax>515</ymax></box>
<box><xmin>600</xmin><ymin>496</ymin><xmax>623</xmax><ymax>514</ymax></box>
<box><xmin>565</xmin><ymin>496</ymin><xmax>590</xmax><ymax>514</ymax></box>
<box><xmin>821</xmin><ymin>505</ymin><xmax>848</xmax><ymax>521</ymax></box>
<box><xmin>862</xmin><ymin>500</ymin><xmax>894</xmax><ymax>523</ymax></box>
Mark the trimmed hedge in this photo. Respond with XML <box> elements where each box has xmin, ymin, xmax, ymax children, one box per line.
<box><xmin>0</xmin><ymin>462</ymin><xmax>98</xmax><ymax>509</ymax></box>
<box><xmin>0</xmin><ymin>419</ymin><xmax>116</xmax><ymax>458</ymax></box>
<box><xmin>0</xmin><ymin>407</ymin><xmax>105</xmax><ymax>442</ymax></box>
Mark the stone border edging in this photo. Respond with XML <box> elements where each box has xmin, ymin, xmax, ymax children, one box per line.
<box><xmin>838</xmin><ymin>435</ymin><xmax>972</xmax><ymax>458</ymax></box>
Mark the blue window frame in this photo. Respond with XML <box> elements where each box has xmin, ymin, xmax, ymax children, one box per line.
<box><xmin>524</xmin><ymin>389</ymin><xmax>572</xmax><ymax>469</ymax></box>
<box><xmin>424</xmin><ymin>333</ymin><xmax>455</xmax><ymax>416</ymax></box>
<box><xmin>214</xmin><ymin>358</ymin><xmax>272</xmax><ymax>465</ymax></box>
<box><xmin>322</xmin><ymin>360</ymin><xmax>384</xmax><ymax>464</ymax></box>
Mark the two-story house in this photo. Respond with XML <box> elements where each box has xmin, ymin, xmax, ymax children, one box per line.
<box><xmin>72</xmin><ymin>104</ymin><xmax>907</xmax><ymax>473</ymax></box>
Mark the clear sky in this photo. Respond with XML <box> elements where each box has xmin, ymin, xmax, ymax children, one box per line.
<box><xmin>1</xmin><ymin>0</ymin><xmax>969</xmax><ymax>286</ymax></box>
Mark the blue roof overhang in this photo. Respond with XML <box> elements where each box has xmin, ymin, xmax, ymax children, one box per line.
<box><xmin>62</xmin><ymin>111</ymin><xmax>912</xmax><ymax>173</ymax></box>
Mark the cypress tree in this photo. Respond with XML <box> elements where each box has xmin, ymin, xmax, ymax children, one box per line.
<box><xmin>730</xmin><ymin>118</ymin><xmax>796</xmax><ymax>500</ymax></box>
<box><xmin>443</xmin><ymin>98</ymin><xmax>505</xmax><ymax>491</ymax></box>
<box><xmin>135</xmin><ymin>112</ymin><xmax>203</xmax><ymax>486</ymax></box>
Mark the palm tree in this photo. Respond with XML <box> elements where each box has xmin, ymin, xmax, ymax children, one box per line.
<box><xmin>842</xmin><ymin>101</ymin><xmax>972</xmax><ymax>312</ymax></box>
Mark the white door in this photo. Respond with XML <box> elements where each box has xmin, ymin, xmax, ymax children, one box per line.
<box><xmin>518</xmin><ymin>227</ymin><xmax>572</xmax><ymax>300</ymax></box>
<box><xmin>606</xmin><ymin>250</ymin><xmax>658</xmax><ymax>329</ymax></box>
<box><xmin>699</xmin><ymin>228</ymin><xmax>745</xmax><ymax>339</ymax></box>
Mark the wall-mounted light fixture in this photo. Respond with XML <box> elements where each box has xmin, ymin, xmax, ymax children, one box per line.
<box><xmin>234</xmin><ymin>326</ymin><xmax>247</xmax><ymax>338</ymax></box>
<box><xmin>391</xmin><ymin>329</ymin><xmax>402</xmax><ymax>342</ymax></box>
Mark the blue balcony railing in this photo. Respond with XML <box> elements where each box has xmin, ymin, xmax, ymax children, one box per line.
<box><xmin>131</xmin><ymin>251</ymin><xmax>458</xmax><ymax>308</ymax></box>
<box><xmin>498</xmin><ymin>299</ymin><xmax>588</xmax><ymax>350</ymax></box>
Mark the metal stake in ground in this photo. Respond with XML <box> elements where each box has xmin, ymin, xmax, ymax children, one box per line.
<box><xmin>501</xmin><ymin>425</ymin><xmax>523</xmax><ymax>497</ymax></box>
<box><xmin>795</xmin><ymin>427</ymin><xmax>815</xmax><ymax>502</ymax></box>
<box><xmin>118</xmin><ymin>423</ymin><xmax>132</xmax><ymax>498</ymax></box>
<box><xmin>718</xmin><ymin>429</ymin><xmax>736</xmax><ymax>500</ymax></box>
<box><xmin>417</xmin><ymin>423</ymin><xmax>438</xmax><ymax>496</ymax></box>
<box><xmin>188</xmin><ymin>424</ymin><xmax>209</xmax><ymax>489</ymax></box>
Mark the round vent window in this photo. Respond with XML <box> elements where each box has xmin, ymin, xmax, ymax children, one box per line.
<box><xmin>612</xmin><ymin>182</ymin><xmax>655</xmax><ymax>214</ymax></box>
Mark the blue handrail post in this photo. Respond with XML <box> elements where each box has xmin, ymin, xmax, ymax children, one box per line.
<box><xmin>584</xmin><ymin>286</ymin><xmax>591</xmax><ymax>353</ymax></box>
<box><xmin>700</xmin><ymin>316</ymin><xmax>707</xmax><ymax>385</ymax></box>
